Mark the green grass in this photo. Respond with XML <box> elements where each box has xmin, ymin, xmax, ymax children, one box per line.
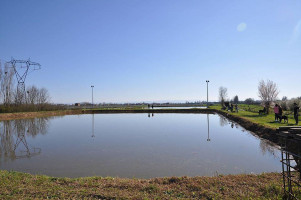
<box><xmin>210</xmin><ymin>104</ymin><xmax>299</xmax><ymax>129</ymax></box>
<box><xmin>1</xmin><ymin>170</ymin><xmax>298</xmax><ymax>199</ymax></box>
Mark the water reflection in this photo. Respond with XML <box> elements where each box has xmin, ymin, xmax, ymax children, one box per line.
<box><xmin>217</xmin><ymin>114</ymin><xmax>280</xmax><ymax>159</ymax></box>
<box><xmin>207</xmin><ymin>114</ymin><xmax>210</xmax><ymax>142</ymax></box>
<box><xmin>259</xmin><ymin>140</ymin><xmax>278</xmax><ymax>157</ymax></box>
<box><xmin>219</xmin><ymin>116</ymin><xmax>228</xmax><ymax>127</ymax></box>
<box><xmin>147</xmin><ymin>113</ymin><xmax>155</xmax><ymax>118</ymax></box>
<box><xmin>91</xmin><ymin>114</ymin><xmax>95</xmax><ymax>138</ymax></box>
<box><xmin>0</xmin><ymin>114</ymin><xmax>282</xmax><ymax>178</ymax></box>
<box><xmin>0</xmin><ymin>117</ymin><xmax>50</xmax><ymax>162</ymax></box>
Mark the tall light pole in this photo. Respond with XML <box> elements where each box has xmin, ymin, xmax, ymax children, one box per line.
<box><xmin>91</xmin><ymin>85</ymin><xmax>94</xmax><ymax>109</ymax></box>
<box><xmin>206</xmin><ymin>80</ymin><xmax>209</xmax><ymax>108</ymax></box>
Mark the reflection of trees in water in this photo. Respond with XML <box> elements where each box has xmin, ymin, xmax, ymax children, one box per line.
<box><xmin>218</xmin><ymin>115</ymin><xmax>280</xmax><ymax>159</ymax></box>
<box><xmin>219</xmin><ymin>116</ymin><xmax>228</xmax><ymax>127</ymax></box>
<box><xmin>0</xmin><ymin>121</ymin><xmax>14</xmax><ymax>163</ymax></box>
<box><xmin>259</xmin><ymin>139</ymin><xmax>279</xmax><ymax>159</ymax></box>
<box><xmin>0</xmin><ymin>117</ymin><xmax>50</xmax><ymax>163</ymax></box>
<box><xmin>25</xmin><ymin>118</ymin><xmax>49</xmax><ymax>137</ymax></box>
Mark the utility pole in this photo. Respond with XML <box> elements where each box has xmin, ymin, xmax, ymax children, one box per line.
<box><xmin>206</xmin><ymin>80</ymin><xmax>209</xmax><ymax>108</ymax></box>
<box><xmin>6</xmin><ymin>58</ymin><xmax>41</xmax><ymax>105</ymax></box>
<box><xmin>91</xmin><ymin>85</ymin><xmax>94</xmax><ymax>109</ymax></box>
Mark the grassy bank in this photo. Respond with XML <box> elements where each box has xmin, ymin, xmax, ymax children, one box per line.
<box><xmin>210</xmin><ymin>104</ymin><xmax>299</xmax><ymax>129</ymax></box>
<box><xmin>0</xmin><ymin>170</ymin><xmax>291</xmax><ymax>199</ymax></box>
<box><xmin>0</xmin><ymin>110</ymin><xmax>84</xmax><ymax>121</ymax></box>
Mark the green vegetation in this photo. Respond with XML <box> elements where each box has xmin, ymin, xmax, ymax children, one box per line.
<box><xmin>210</xmin><ymin>104</ymin><xmax>298</xmax><ymax>129</ymax></box>
<box><xmin>1</xmin><ymin>170</ymin><xmax>298</xmax><ymax>199</ymax></box>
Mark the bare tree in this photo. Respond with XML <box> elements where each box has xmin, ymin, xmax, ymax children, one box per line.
<box><xmin>26</xmin><ymin>85</ymin><xmax>39</xmax><ymax>104</ymax></box>
<box><xmin>258</xmin><ymin>80</ymin><xmax>279</xmax><ymax>114</ymax></box>
<box><xmin>0</xmin><ymin>63</ymin><xmax>15</xmax><ymax>105</ymax></box>
<box><xmin>219</xmin><ymin>87</ymin><xmax>228</xmax><ymax>107</ymax></box>
<box><xmin>37</xmin><ymin>87</ymin><xmax>50</xmax><ymax>105</ymax></box>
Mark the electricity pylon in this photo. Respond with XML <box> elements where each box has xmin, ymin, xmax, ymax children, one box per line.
<box><xmin>6</xmin><ymin>58</ymin><xmax>41</xmax><ymax>104</ymax></box>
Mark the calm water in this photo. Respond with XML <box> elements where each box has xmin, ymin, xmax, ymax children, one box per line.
<box><xmin>153</xmin><ymin>106</ymin><xmax>206</xmax><ymax>109</ymax></box>
<box><xmin>0</xmin><ymin>113</ymin><xmax>281</xmax><ymax>178</ymax></box>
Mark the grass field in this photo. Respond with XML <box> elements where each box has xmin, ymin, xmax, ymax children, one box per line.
<box><xmin>1</xmin><ymin>170</ymin><xmax>297</xmax><ymax>200</ymax></box>
<box><xmin>210</xmin><ymin>104</ymin><xmax>299</xmax><ymax>129</ymax></box>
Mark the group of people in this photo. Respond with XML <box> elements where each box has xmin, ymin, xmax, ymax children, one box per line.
<box><xmin>227</xmin><ymin>103</ymin><xmax>238</xmax><ymax>113</ymax></box>
<box><xmin>274</xmin><ymin>103</ymin><xmax>299</xmax><ymax>125</ymax></box>
<box><xmin>147</xmin><ymin>104</ymin><xmax>154</xmax><ymax>109</ymax></box>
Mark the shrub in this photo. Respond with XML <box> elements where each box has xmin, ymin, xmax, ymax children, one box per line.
<box><xmin>286</xmin><ymin>98</ymin><xmax>301</xmax><ymax>111</ymax></box>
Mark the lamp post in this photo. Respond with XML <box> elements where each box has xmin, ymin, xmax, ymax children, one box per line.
<box><xmin>91</xmin><ymin>85</ymin><xmax>94</xmax><ymax>109</ymax></box>
<box><xmin>206</xmin><ymin>80</ymin><xmax>209</xmax><ymax>108</ymax></box>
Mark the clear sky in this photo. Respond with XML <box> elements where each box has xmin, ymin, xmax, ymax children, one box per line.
<box><xmin>1</xmin><ymin>0</ymin><xmax>301</xmax><ymax>104</ymax></box>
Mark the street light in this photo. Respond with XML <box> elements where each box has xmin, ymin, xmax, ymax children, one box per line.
<box><xmin>91</xmin><ymin>85</ymin><xmax>94</xmax><ymax>109</ymax></box>
<box><xmin>206</xmin><ymin>80</ymin><xmax>209</xmax><ymax>108</ymax></box>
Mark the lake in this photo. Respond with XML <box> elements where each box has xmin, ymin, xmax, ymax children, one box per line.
<box><xmin>0</xmin><ymin>113</ymin><xmax>281</xmax><ymax>178</ymax></box>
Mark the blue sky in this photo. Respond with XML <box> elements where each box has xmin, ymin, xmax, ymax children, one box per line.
<box><xmin>1</xmin><ymin>0</ymin><xmax>301</xmax><ymax>103</ymax></box>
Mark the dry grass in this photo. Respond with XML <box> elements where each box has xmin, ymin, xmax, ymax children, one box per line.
<box><xmin>0</xmin><ymin>170</ymin><xmax>290</xmax><ymax>199</ymax></box>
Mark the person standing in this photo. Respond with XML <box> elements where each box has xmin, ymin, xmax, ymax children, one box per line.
<box><xmin>274</xmin><ymin>104</ymin><xmax>279</xmax><ymax>122</ymax></box>
<box><xmin>293</xmin><ymin>103</ymin><xmax>300</xmax><ymax>125</ymax></box>
<box><xmin>278</xmin><ymin>105</ymin><xmax>283</xmax><ymax>122</ymax></box>
<box><xmin>235</xmin><ymin>104</ymin><xmax>238</xmax><ymax>113</ymax></box>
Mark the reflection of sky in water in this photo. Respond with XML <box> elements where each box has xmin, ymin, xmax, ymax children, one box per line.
<box><xmin>0</xmin><ymin>114</ymin><xmax>282</xmax><ymax>178</ymax></box>
<box><xmin>152</xmin><ymin>106</ymin><xmax>206</xmax><ymax>109</ymax></box>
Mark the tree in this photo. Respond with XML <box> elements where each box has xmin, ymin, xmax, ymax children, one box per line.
<box><xmin>244</xmin><ymin>98</ymin><xmax>255</xmax><ymax>105</ymax></box>
<box><xmin>282</xmin><ymin>96</ymin><xmax>288</xmax><ymax>101</ymax></box>
<box><xmin>0</xmin><ymin>62</ymin><xmax>15</xmax><ymax>105</ymax></box>
<box><xmin>219</xmin><ymin>87</ymin><xmax>228</xmax><ymax>107</ymax></box>
<box><xmin>233</xmin><ymin>95</ymin><xmax>239</xmax><ymax>104</ymax></box>
<box><xmin>37</xmin><ymin>87</ymin><xmax>50</xmax><ymax>105</ymax></box>
<box><xmin>26</xmin><ymin>85</ymin><xmax>39</xmax><ymax>104</ymax></box>
<box><xmin>286</xmin><ymin>98</ymin><xmax>301</xmax><ymax>111</ymax></box>
<box><xmin>258</xmin><ymin>80</ymin><xmax>279</xmax><ymax>114</ymax></box>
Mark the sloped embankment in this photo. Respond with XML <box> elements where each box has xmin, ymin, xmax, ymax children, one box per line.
<box><xmin>215</xmin><ymin>110</ymin><xmax>279</xmax><ymax>144</ymax></box>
